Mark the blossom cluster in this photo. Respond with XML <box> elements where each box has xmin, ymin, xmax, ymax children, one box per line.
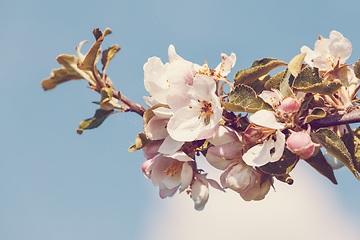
<box><xmin>42</xmin><ymin>28</ymin><xmax>360</xmax><ymax>211</ymax></box>
<box><xmin>137</xmin><ymin>30</ymin><xmax>359</xmax><ymax>210</ymax></box>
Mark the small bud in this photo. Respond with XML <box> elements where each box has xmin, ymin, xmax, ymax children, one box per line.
<box><xmin>286</xmin><ymin>131</ymin><xmax>315</xmax><ymax>159</ymax></box>
<box><xmin>277</xmin><ymin>97</ymin><xmax>300</xmax><ymax>113</ymax></box>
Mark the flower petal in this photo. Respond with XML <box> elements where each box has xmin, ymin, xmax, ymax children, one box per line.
<box><xmin>270</xmin><ymin>130</ymin><xmax>285</xmax><ymax>162</ymax></box>
<box><xmin>158</xmin><ymin>136</ymin><xmax>184</xmax><ymax>156</ymax></box>
<box><xmin>167</xmin><ymin>107</ymin><xmax>203</xmax><ymax>141</ymax></box>
<box><xmin>243</xmin><ymin>140</ymin><xmax>273</xmax><ymax>166</ymax></box>
<box><xmin>191</xmin><ymin>177</ymin><xmax>209</xmax><ymax>211</ymax></box>
<box><xmin>250</xmin><ymin>110</ymin><xmax>284</xmax><ymax>129</ymax></box>
<box><xmin>179</xmin><ymin>162</ymin><xmax>193</xmax><ymax>192</ymax></box>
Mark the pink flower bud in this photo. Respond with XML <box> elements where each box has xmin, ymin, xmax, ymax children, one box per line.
<box><xmin>277</xmin><ymin>97</ymin><xmax>300</xmax><ymax>113</ymax></box>
<box><xmin>286</xmin><ymin>131</ymin><xmax>315</xmax><ymax>159</ymax></box>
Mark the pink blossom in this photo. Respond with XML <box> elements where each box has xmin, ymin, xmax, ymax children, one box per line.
<box><xmin>206</xmin><ymin>125</ymin><xmax>245</xmax><ymax>170</ymax></box>
<box><xmin>286</xmin><ymin>131</ymin><xmax>315</xmax><ymax>159</ymax></box>
<box><xmin>243</xmin><ymin>110</ymin><xmax>285</xmax><ymax>166</ymax></box>
<box><xmin>166</xmin><ymin>74</ymin><xmax>222</xmax><ymax>142</ymax></box>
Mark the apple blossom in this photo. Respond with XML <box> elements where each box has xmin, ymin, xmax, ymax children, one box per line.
<box><xmin>166</xmin><ymin>74</ymin><xmax>223</xmax><ymax>142</ymax></box>
<box><xmin>197</xmin><ymin>53</ymin><xmax>236</xmax><ymax>81</ymax></box>
<box><xmin>143</xmin><ymin>151</ymin><xmax>195</xmax><ymax>198</ymax></box>
<box><xmin>143</xmin><ymin>45</ymin><xmax>198</xmax><ymax>104</ymax></box>
<box><xmin>190</xmin><ymin>173</ymin><xmax>224</xmax><ymax>211</ymax></box>
<box><xmin>220</xmin><ymin>162</ymin><xmax>255</xmax><ymax>193</ymax></box>
<box><xmin>301</xmin><ymin>30</ymin><xmax>352</xmax><ymax>71</ymax></box>
<box><xmin>239</xmin><ymin>171</ymin><xmax>272</xmax><ymax>201</ymax></box>
<box><xmin>206</xmin><ymin>125</ymin><xmax>245</xmax><ymax>170</ymax></box>
<box><xmin>286</xmin><ymin>131</ymin><xmax>315</xmax><ymax>159</ymax></box>
<box><xmin>243</xmin><ymin>110</ymin><xmax>285</xmax><ymax>166</ymax></box>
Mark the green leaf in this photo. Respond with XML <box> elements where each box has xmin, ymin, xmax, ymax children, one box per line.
<box><xmin>279</xmin><ymin>68</ymin><xmax>294</xmax><ymax>97</ymax></box>
<box><xmin>264</xmin><ymin>70</ymin><xmax>286</xmax><ymax>90</ymax></box>
<box><xmin>354</xmin><ymin>59</ymin><xmax>360</xmax><ymax>79</ymax></box>
<box><xmin>77</xmin><ymin>109</ymin><xmax>116</xmax><ymax>134</ymax></box>
<box><xmin>249</xmin><ymin>74</ymin><xmax>270</xmax><ymax>94</ymax></box>
<box><xmin>128</xmin><ymin>132</ymin><xmax>154</xmax><ymax>152</ymax></box>
<box><xmin>304</xmin><ymin>151</ymin><xmax>337</xmax><ymax>184</ymax></box>
<box><xmin>305</xmin><ymin>107</ymin><xmax>326</xmax><ymax>123</ymax></box>
<box><xmin>260</xmin><ymin>149</ymin><xmax>299</xmax><ymax>176</ymax></box>
<box><xmin>234</xmin><ymin>58</ymin><xmax>287</xmax><ymax>86</ymax></box>
<box><xmin>341</xmin><ymin>127</ymin><xmax>360</xmax><ymax>173</ymax></box>
<box><xmin>292</xmin><ymin>67</ymin><xmax>342</xmax><ymax>95</ymax></box>
<box><xmin>313</xmin><ymin>128</ymin><xmax>360</xmax><ymax>180</ymax></box>
<box><xmin>299</xmin><ymin>94</ymin><xmax>313</xmax><ymax>111</ymax></box>
<box><xmin>221</xmin><ymin>84</ymin><xmax>273</xmax><ymax>113</ymax></box>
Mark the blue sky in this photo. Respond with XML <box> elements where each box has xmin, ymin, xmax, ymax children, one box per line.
<box><xmin>1</xmin><ymin>0</ymin><xmax>360</xmax><ymax>239</ymax></box>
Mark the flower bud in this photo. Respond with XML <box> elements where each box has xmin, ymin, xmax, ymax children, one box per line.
<box><xmin>240</xmin><ymin>171</ymin><xmax>271</xmax><ymax>201</ymax></box>
<box><xmin>224</xmin><ymin>163</ymin><xmax>255</xmax><ymax>193</ymax></box>
<box><xmin>286</xmin><ymin>131</ymin><xmax>315</xmax><ymax>159</ymax></box>
<box><xmin>277</xmin><ymin>97</ymin><xmax>300</xmax><ymax>113</ymax></box>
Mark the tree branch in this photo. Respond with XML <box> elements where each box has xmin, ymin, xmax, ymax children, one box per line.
<box><xmin>310</xmin><ymin>109</ymin><xmax>360</xmax><ymax>129</ymax></box>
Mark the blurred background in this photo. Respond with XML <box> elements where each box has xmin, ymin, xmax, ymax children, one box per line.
<box><xmin>1</xmin><ymin>0</ymin><xmax>360</xmax><ymax>239</ymax></box>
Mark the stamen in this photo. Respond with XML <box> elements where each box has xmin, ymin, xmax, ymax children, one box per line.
<box><xmin>163</xmin><ymin>161</ymin><xmax>183</xmax><ymax>177</ymax></box>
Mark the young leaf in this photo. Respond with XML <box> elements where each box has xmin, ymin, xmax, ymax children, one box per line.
<box><xmin>279</xmin><ymin>68</ymin><xmax>294</xmax><ymax>97</ymax></box>
<box><xmin>101</xmin><ymin>45</ymin><xmax>121</xmax><ymax>72</ymax></box>
<box><xmin>221</xmin><ymin>84</ymin><xmax>273</xmax><ymax>113</ymax></box>
<box><xmin>77</xmin><ymin>28</ymin><xmax>113</xmax><ymax>72</ymax></box>
<box><xmin>259</xmin><ymin>149</ymin><xmax>299</xmax><ymax>176</ymax></box>
<box><xmin>305</xmin><ymin>107</ymin><xmax>326</xmax><ymax>123</ymax></box>
<box><xmin>288</xmin><ymin>52</ymin><xmax>307</xmax><ymax>78</ymax></box>
<box><xmin>292</xmin><ymin>67</ymin><xmax>342</xmax><ymax>95</ymax></box>
<box><xmin>234</xmin><ymin>58</ymin><xmax>287</xmax><ymax>86</ymax></box>
<box><xmin>304</xmin><ymin>151</ymin><xmax>337</xmax><ymax>184</ymax></box>
<box><xmin>128</xmin><ymin>132</ymin><xmax>154</xmax><ymax>152</ymax></box>
<box><xmin>77</xmin><ymin>109</ymin><xmax>117</xmax><ymax>134</ymax></box>
<box><xmin>98</xmin><ymin>87</ymin><xmax>124</xmax><ymax>110</ymax></box>
<box><xmin>42</xmin><ymin>41</ymin><xmax>97</xmax><ymax>90</ymax></box>
<box><xmin>313</xmin><ymin>128</ymin><xmax>360</xmax><ymax>180</ymax></box>
<box><xmin>354</xmin><ymin>59</ymin><xmax>360</xmax><ymax>79</ymax></box>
